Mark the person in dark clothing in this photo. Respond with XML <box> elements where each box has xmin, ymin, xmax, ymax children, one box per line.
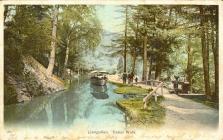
<box><xmin>135</xmin><ymin>75</ymin><xmax>138</xmax><ymax>83</ymax></box>
<box><xmin>127</xmin><ymin>73</ymin><xmax>130</xmax><ymax>84</ymax></box>
<box><xmin>130</xmin><ymin>72</ymin><xmax>134</xmax><ymax>83</ymax></box>
<box><xmin>127</xmin><ymin>72</ymin><xmax>134</xmax><ymax>84</ymax></box>
<box><xmin>122</xmin><ymin>73</ymin><xmax>127</xmax><ymax>84</ymax></box>
<box><xmin>174</xmin><ymin>75</ymin><xmax>179</xmax><ymax>94</ymax></box>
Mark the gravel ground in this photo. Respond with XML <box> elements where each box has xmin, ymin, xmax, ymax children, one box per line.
<box><xmin>108</xmin><ymin>74</ymin><xmax>219</xmax><ymax>131</ymax></box>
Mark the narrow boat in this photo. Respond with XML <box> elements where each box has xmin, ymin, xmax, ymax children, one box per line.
<box><xmin>90</xmin><ymin>71</ymin><xmax>108</xmax><ymax>86</ymax></box>
<box><xmin>90</xmin><ymin>84</ymin><xmax>108</xmax><ymax>99</ymax></box>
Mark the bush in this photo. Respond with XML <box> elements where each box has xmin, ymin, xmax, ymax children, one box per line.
<box><xmin>4</xmin><ymin>81</ymin><xmax>17</xmax><ymax>105</ymax></box>
<box><xmin>24</xmin><ymin>71</ymin><xmax>44</xmax><ymax>97</ymax></box>
<box><xmin>4</xmin><ymin>46</ymin><xmax>24</xmax><ymax>75</ymax></box>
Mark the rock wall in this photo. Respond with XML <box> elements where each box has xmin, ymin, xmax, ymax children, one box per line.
<box><xmin>5</xmin><ymin>56</ymin><xmax>65</xmax><ymax>104</ymax></box>
<box><xmin>22</xmin><ymin>56</ymin><xmax>65</xmax><ymax>93</ymax></box>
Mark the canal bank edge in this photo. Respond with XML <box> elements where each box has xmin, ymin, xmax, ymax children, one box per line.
<box><xmin>116</xmin><ymin>97</ymin><xmax>165</xmax><ymax>128</ymax></box>
<box><xmin>107</xmin><ymin>75</ymin><xmax>166</xmax><ymax>128</ymax></box>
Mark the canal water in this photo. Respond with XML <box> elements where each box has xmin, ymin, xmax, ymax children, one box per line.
<box><xmin>4</xmin><ymin>77</ymin><xmax>126</xmax><ymax>130</ymax></box>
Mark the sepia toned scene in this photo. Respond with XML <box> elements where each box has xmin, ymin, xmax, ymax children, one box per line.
<box><xmin>3</xmin><ymin>5</ymin><xmax>219</xmax><ymax>138</ymax></box>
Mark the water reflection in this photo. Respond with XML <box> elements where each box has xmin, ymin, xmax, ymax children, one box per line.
<box><xmin>4</xmin><ymin>77</ymin><xmax>126</xmax><ymax>129</ymax></box>
<box><xmin>90</xmin><ymin>84</ymin><xmax>109</xmax><ymax>99</ymax></box>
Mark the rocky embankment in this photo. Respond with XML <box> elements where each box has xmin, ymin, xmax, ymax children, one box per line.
<box><xmin>5</xmin><ymin>56</ymin><xmax>65</xmax><ymax>104</ymax></box>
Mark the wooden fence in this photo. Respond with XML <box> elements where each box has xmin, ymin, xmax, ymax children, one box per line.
<box><xmin>133</xmin><ymin>80</ymin><xmax>164</xmax><ymax>109</ymax></box>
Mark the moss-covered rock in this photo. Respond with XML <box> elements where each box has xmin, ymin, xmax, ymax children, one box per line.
<box><xmin>116</xmin><ymin>96</ymin><xmax>165</xmax><ymax>128</ymax></box>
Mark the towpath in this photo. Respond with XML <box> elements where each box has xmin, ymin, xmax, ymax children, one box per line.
<box><xmin>107</xmin><ymin>75</ymin><xmax>218</xmax><ymax>131</ymax></box>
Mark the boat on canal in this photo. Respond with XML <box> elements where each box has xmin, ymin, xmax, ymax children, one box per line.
<box><xmin>89</xmin><ymin>71</ymin><xmax>108</xmax><ymax>86</ymax></box>
<box><xmin>90</xmin><ymin>84</ymin><xmax>108</xmax><ymax>99</ymax></box>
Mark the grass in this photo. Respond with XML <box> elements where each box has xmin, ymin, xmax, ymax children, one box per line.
<box><xmin>178</xmin><ymin>94</ymin><xmax>219</xmax><ymax>109</ymax></box>
<box><xmin>64</xmin><ymin>80</ymin><xmax>71</xmax><ymax>89</ymax></box>
<box><xmin>108</xmin><ymin>81</ymin><xmax>127</xmax><ymax>87</ymax></box>
<box><xmin>114</xmin><ymin>86</ymin><xmax>152</xmax><ymax>95</ymax></box>
<box><xmin>109</xmin><ymin>80</ymin><xmax>153</xmax><ymax>95</ymax></box>
<box><xmin>111</xmin><ymin>80</ymin><xmax>165</xmax><ymax>128</ymax></box>
<box><xmin>189</xmin><ymin>98</ymin><xmax>219</xmax><ymax>109</ymax></box>
<box><xmin>116</xmin><ymin>96</ymin><xmax>165</xmax><ymax>128</ymax></box>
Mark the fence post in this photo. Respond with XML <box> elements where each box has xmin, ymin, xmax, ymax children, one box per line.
<box><xmin>144</xmin><ymin>101</ymin><xmax>147</xmax><ymax>109</ymax></box>
<box><xmin>143</xmin><ymin>80</ymin><xmax>164</xmax><ymax>108</ymax></box>
<box><xmin>161</xmin><ymin>84</ymin><xmax>163</xmax><ymax>96</ymax></box>
<box><xmin>155</xmin><ymin>94</ymin><xmax>157</xmax><ymax>102</ymax></box>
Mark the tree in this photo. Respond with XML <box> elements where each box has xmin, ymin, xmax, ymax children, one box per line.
<box><xmin>123</xmin><ymin>6</ymin><xmax>128</xmax><ymax>78</ymax></box>
<box><xmin>142</xmin><ymin>20</ymin><xmax>148</xmax><ymax>81</ymax></box>
<box><xmin>186</xmin><ymin>34</ymin><xmax>193</xmax><ymax>92</ymax></box>
<box><xmin>210</xmin><ymin>6</ymin><xmax>218</xmax><ymax>101</ymax></box>
<box><xmin>200</xmin><ymin>6</ymin><xmax>212</xmax><ymax>100</ymax></box>
<box><xmin>4</xmin><ymin>5</ymin><xmax>51</xmax><ymax>72</ymax></box>
<box><xmin>47</xmin><ymin>5</ymin><xmax>59</xmax><ymax>76</ymax></box>
<box><xmin>57</xmin><ymin>5</ymin><xmax>102</xmax><ymax>77</ymax></box>
<box><xmin>130</xmin><ymin>8</ymin><xmax>139</xmax><ymax>75</ymax></box>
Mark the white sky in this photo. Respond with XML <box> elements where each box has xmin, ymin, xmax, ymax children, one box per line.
<box><xmin>96</xmin><ymin>5</ymin><xmax>124</xmax><ymax>33</ymax></box>
<box><xmin>81</xmin><ymin>6</ymin><xmax>125</xmax><ymax>72</ymax></box>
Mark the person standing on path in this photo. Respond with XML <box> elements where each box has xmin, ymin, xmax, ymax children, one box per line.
<box><xmin>135</xmin><ymin>75</ymin><xmax>138</xmax><ymax>83</ymax></box>
<box><xmin>122</xmin><ymin>73</ymin><xmax>127</xmax><ymax>84</ymax></box>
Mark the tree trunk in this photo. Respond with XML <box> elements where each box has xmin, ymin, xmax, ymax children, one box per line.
<box><xmin>155</xmin><ymin>62</ymin><xmax>161</xmax><ymax>80</ymax></box>
<box><xmin>148</xmin><ymin>55</ymin><xmax>153</xmax><ymax>79</ymax></box>
<box><xmin>215</xmin><ymin>9</ymin><xmax>219</xmax><ymax>101</ymax></box>
<box><xmin>211</xmin><ymin>8</ymin><xmax>219</xmax><ymax>101</ymax></box>
<box><xmin>131</xmin><ymin>12</ymin><xmax>139</xmax><ymax>75</ymax></box>
<box><xmin>123</xmin><ymin>6</ymin><xmax>128</xmax><ymax>75</ymax></box>
<box><xmin>47</xmin><ymin>6</ymin><xmax>59</xmax><ymax>76</ymax></box>
<box><xmin>131</xmin><ymin>53</ymin><xmax>136</xmax><ymax>75</ymax></box>
<box><xmin>63</xmin><ymin>39</ymin><xmax>70</xmax><ymax>78</ymax></box>
<box><xmin>142</xmin><ymin>24</ymin><xmax>148</xmax><ymax>81</ymax></box>
<box><xmin>186</xmin><ymin>34</ymin><xmax>193</xmax><ymax>93</ymax></box>
<box><xmin>200</xmin><ymin>6</ymin><xmax>211</xmax><ymax>100</ymax></box>
<box><xmin>4</xmin><ymin>6</ymin><xmax>9</xmax><ymax>23</ymax></box>
<box><xmin>206</xmin><ymin>19</ymin><xmax>211</xmax><ymax>97</ymax></box>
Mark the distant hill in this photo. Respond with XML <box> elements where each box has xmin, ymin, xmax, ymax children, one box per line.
<box><xmin>81</xmin><ymin>30</ymin><xmax>122</xmax><ymax>73</ymax></box>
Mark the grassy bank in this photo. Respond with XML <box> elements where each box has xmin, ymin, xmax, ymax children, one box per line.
<box><xmin>117</xmin><ymin>97</ymin><xmax>165</xmax><ymax>128</ymax></box>
<box><xmin>109</xmin><ymin>80</ymin><xmax>153</xmax><ymax>95</ymax></box>
<box><xmin>108</xmin><ymin>80</ymin><xmax>127</xmax><ymax>87</ymax></box>
<box><xmin>114</xmin><ymin>86</ymin><xmax>152</xmax><ymax>95</ymax></box>
<box><xmin>112</xmin><ymin>82</ymin><xmax>165</xmax><ymax>128</ymax></box>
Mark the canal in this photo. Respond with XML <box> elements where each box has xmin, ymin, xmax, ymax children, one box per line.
<box><xmin>4</xmin><ymin>77</ymin><xmax>126</xmax><ymax>130</ymax></box>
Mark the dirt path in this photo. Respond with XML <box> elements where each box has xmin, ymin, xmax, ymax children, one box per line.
<box><xmin>107</xmin><ymin>75</ymin><xmax>219</xmax><ymax>131</ymax></box>
<box><xmin>160</xmin><ymin>88</ymin><xmax>218</xmax><ymax>131</ymax></box>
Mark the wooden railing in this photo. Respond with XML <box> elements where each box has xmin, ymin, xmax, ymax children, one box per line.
<box><xmin>133</xmin><ymin>80</ymin><xmax>164</xmax><ymax>109</ymax></box>
<box><xmin>143</xmin><ymin>81</ymin><xmax>163</xmax><ymax>109</ymax></box>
